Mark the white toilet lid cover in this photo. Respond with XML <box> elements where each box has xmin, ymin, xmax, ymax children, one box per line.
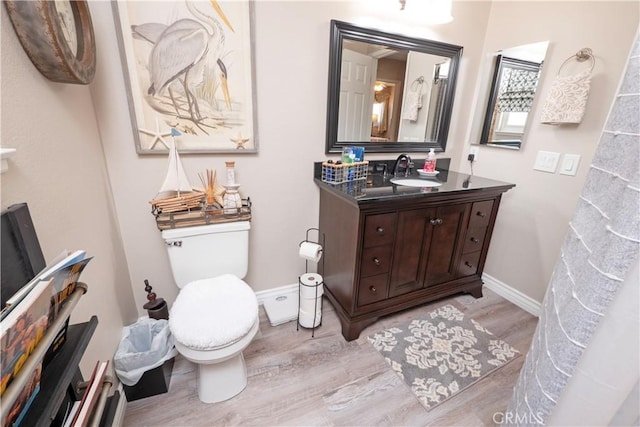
<box><xmin>169</xmin><ymin>274</ymin><xmax>258</xmax><ymax>349</ymax></box>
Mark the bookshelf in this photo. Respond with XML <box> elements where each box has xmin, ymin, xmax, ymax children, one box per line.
<box><xmin>2</xmin><ymin>283</ymin><xmax>118</xmax><ymax>426</ymax></box>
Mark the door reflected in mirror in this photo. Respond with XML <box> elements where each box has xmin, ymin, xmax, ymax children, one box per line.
<box><xmin>339</xmin><ymin>40</ymin><xmax>452</xmax><ymax>145</ymax></box>
<box><xmin>480</xmin><ymin>41</ymin><xmax>549</xmax><ymax>150</ymax></box>
<box><xmin>371</xmin><ymin>80</ymin><xmax>398</xmax><ymax>142</ymax></box>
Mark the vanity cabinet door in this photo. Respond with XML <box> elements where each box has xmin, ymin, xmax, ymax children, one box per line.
<box><xmin>424</xmin><ymin>203</ymin><xmax>470</xmax><ymax>286</ymax></box>
<box><xmin>388</xmin><ymin>208</ymin><xmax>433</xmax><ymax>298</ymax></box>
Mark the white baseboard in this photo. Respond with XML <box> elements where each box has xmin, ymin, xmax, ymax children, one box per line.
<box><xmin>255</xmin><ymin>278</ymin><xmax>541</xmax><ymax>317</ymax></box>
<box><xmin>255</xmin><ymin>283</ymin><xmax>298</xmax><ymax>305</ymax></box>
<box><xmin>482</xmin><ymin>273</ymin><xmax>541</xmax><ymax>317</ymax></box>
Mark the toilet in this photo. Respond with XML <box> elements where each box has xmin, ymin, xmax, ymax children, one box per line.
<box><xmin>162</xmin><ymin>221</ymin><xmax>258</xmax><ymax>403</ymax></box>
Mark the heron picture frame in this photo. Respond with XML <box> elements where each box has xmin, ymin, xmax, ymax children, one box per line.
<box><xmin>112</xmin><ymin>1</ymin><xmax>258</xmax><ymax>154</ymax></box>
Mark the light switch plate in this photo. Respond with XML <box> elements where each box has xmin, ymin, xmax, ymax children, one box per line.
<box><xmin>560</xmin><ymin>153</ymin><xmax>581</xmax><ymax>176</ymax></box>
<box><xmin>533</xmin><ymin>150</ymin><xmax>560</xmax><ymax>173</ymax></box>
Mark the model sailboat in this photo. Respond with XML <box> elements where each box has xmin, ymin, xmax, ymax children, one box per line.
<box><xmin>158</xmin><ymin>129</ymin><xmax>192</xmax><ymax>196</ymax></box>
<box><xmin>149</xmin><ymin>129</ymin><xmax>204</xmax><ymax>213</ymax></box>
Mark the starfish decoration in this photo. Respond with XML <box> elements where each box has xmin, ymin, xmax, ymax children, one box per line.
<box><xmin>210</xmin><ymin>171</ymin><xmax>225</xmax><ymax>205</ymax></box>
<box><xmin>230</xmin><ymin>132</ymin><xmax>250</xmax><ymax>149</ymax></box>
<box><xmin>139</xmin><ymin>118</ymin><xmax>172</xmax><ymax>150</ymax></box>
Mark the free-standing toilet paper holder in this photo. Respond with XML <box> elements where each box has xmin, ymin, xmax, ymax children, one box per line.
<box><xmin>297</xmin><ymin>228</ymin><xmax>325</xmax><ymax>337</ymax></box>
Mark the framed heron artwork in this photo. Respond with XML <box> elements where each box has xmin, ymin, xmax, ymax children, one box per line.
<box><xmin>113</xmin><ymin>1</ymin><xmax>257</xmax><ymax>154</ymax></box>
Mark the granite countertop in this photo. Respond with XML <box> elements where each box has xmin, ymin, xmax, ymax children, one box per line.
<box><xmin>314</xmin><ymin>160</ymin><xmax>515</xmax><ymax>204</ymax></box>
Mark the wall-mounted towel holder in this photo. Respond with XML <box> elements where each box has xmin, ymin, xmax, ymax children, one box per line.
<box><xmin>558</xmin><ymin>47</ymin><xmax>595</xmax><ymax>75</ymax></box>
<box><xmin>410</xmin><ymin>76</ymin><xmax>425</xmax><ymax>91</ymax></box>
<box><xmin>541</xmin><ymin>47</ymin><xmax>595</xmax><ymax>124</ymax></box>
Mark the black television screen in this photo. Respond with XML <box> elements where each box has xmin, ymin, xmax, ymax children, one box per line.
<box><xmin>1</xmin><ymin>203</ymin><xmax>46</xmax><ymax>307</ymax></box>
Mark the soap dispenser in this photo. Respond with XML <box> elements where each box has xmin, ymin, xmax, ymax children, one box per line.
<box><xmin>424</xmin><ymin>148</ymin><xmax>436</xmax><ymax>172</ymax></box>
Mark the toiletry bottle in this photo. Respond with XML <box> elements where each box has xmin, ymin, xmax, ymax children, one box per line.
<box><xmin>342</xmin><ymin>147</ymin><xmax>355</xmax><ymax>164</ymax></box>
<box><xmin>424</xmin><ymin>148</ymin><xmax>436</xmax><ymax>172</ymax></box>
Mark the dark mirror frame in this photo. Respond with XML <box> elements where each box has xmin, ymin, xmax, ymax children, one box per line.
<box><xmin>326</xmin><ymin>20</ymin><xmax>463</xmax><ymax>154</ymax></box>
<box><xmin>480</xmin><ymin>55</ymin><xmax>542</xmax><ymax>149</ymax></box>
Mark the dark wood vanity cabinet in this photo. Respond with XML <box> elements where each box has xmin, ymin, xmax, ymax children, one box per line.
<box><xmin>318</xmin><ymin>186</ymin><xmax>506</xmax><ymax>341</ymax></box>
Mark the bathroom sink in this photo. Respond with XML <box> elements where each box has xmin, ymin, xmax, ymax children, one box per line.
<box><xmin>390</xmin><ymin>177</ymin><xmax>442</xmax><ymax>187</ymax></box>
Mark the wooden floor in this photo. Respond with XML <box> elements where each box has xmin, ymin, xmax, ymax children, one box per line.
<box><xmin>123</xmin><ymin>290</ymin><xmax>537</xmax><ymax>426</ymax></box>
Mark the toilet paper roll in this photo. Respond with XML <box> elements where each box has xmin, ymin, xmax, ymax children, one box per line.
<box><xmin>300</xmin><ymin>297</ymin><xmax>322</xmax><ymax>314</ymax></box>
<box><xmin>299</xmin><ymin>242</ymin><xmax>323</xmax><ymax>262</ymax></box>
<box><xmin>300</xmin><ymin>273</ymin><xmax>323</xmax><ymax>290</ymax></box>
<box><xmin>299</xmin><ymin>307</ymin><xmax>322</xmax><ymax>328</ymax></box>
<box><xmin>300</xmin><ymin>278</ymin><xmax>324</xmax><ymax>301</ymax></box>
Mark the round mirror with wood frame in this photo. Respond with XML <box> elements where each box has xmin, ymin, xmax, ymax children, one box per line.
<box><xmin>5</xmin><ymin>0</ymin><xmax>96</xmax><ymax>85</ymax></box>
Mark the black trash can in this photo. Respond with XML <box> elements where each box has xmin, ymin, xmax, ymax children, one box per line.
<box><xmin>114</xmin><ymin>318</ymin><xmax>177</xmax><ymax>401</ymax></box>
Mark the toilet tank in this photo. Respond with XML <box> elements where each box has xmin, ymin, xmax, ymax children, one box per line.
<box><xmin>161</xmin><ymin>221</ymin><xmax>250</xmax><ymax>288</ymax></box>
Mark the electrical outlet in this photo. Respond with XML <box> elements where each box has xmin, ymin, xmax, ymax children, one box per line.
<box><xmin>469</xmin><ymin>146</ymin><xmax>479</xmax><ymax>160</ymax></box>
<box><xmin>533</xmin><ymin>150</ymin><xmax>560</xmax><ymax>173</ymax></box>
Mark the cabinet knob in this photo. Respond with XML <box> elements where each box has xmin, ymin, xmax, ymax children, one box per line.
<box><xmin>476</xmin><ymin>211</ymin><xmax>486</xmax><ymax>218</ymax></box>
<box><xmin>373</xmin><ymin>257</ymin><xmax>381</xmax><ymax>266</ymax></box>
<box><xmin>370</xmin><ymin>286</ymin><xmax>377</xmax><ymax>292</ymax></box>
<box><xmin>376</xmin><ymin>226</ymin><xmax>385</xmax><ymax>234</ymax></box>
<box><xmin>430</xmin><ymin>218</ymin><xmax>443</xmax><ymax>225</ymax></box>
<box><xmin>471</xmin><ymin>237</ymin><xmax>479</xmax><ymax>243</ymax></box>
<box><xmin>465</xmin><ymin>261</ymin><xmax>473</xmax><ymax>268</ymax></box>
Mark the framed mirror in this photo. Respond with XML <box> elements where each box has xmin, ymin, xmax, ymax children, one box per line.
<box><xmin>326</xmin><ymin>20</ymin><xmax>463</xmax><ymax>154</ymax></box>
<box><xmin>479</xmin><ymin>41</ymin><xmax>549</xmax><ymax>150</ymax></box>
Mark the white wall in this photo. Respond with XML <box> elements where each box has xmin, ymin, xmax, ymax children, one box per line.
<box><xmin>457</xmin><ymin>1</ymin><xmax>639</xmax><ymax>302</ymax></box>
<box><xmin>2</xmin><ymin>1</ymin><xmax>637</xmax><ymax>374</ymax></box>
<box><xmin>0</xmin><ymin>8</ymin><xmax>138</xmax><ymax>376</ymax></box>
<box><xmin>91</xmin><ymin>0</ymin><xmax>492</xmax><ymax>314</ymax></box>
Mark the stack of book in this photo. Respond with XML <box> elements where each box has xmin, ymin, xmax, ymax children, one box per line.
<box><xmin>0</xmin><ymin>250</ymin><xmax>92</xmax><ymax>427</ymax></box>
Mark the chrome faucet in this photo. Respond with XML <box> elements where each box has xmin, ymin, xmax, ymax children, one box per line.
<box><xmin>392</xmin><ymin>154</ymin><xmax>413</xmax><ymax>177</ymax></box>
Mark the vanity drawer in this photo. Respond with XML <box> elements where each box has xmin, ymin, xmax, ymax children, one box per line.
<box><xmin>360</xmin><ymin>245</ymin><xmax>392</xmax><ymax>278</ymax></box>
<box><xmin>468</xmin><ymin>200</ymin><xmax>494</xmax><ymax>228</ymax></box>
<box><xmin>357</xmin><ymin>274</ymin><xmax>389</xmax><ymax>306</ymax></box>
<box><xmin>363</xmin><ymin>213</ymin><xmax>396</xmax><ymax>248</ymax></box>
<box><xmin>458</xmin><ymin>251</ymin><xmax>482</xmax><ymax>277</ymax></box>
<box><xmin>462</xmin><ymin>226</ymin><xmax>487</xmax><ymax>254</ymax></box>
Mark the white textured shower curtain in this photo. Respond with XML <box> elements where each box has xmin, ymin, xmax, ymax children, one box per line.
<box><xmin>504</xmin><ymin>31</ymin><xmax>640</xmax><ymax>426</ymax></box>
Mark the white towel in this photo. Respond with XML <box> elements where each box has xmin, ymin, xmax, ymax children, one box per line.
<box><xmin>402</xmin><ymin>90</ymin><xmax>423</xmax><ymax>121</ymax></box>
<box><xmin>540</xmin><ymin>70</ymin><xmax>592</xmax><ymax>124</ymax></box>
